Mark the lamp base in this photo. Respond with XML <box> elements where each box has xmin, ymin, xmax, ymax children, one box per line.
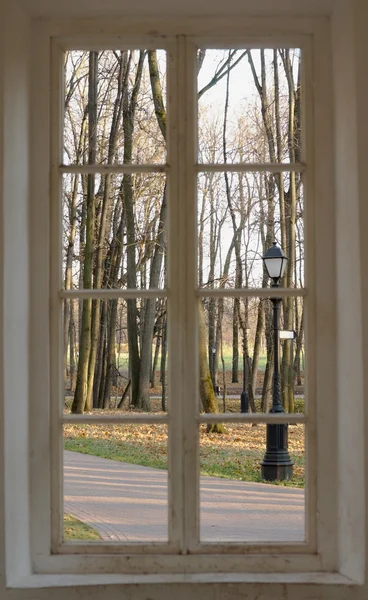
<box><xmin>261</xmin><ymin>423</ymin><xmax>294</xmax><ymax>481</ymax></box>
<box><xmin>261</xmin><ymin>460</ymin><xmax>293</xmax><ymax>481</ymax></box>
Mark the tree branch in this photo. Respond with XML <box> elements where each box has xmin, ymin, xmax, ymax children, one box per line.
<box><xmin>198</xmin><ymin>51</ymin><xmax>248</xmax><ymax>100</ymax></box>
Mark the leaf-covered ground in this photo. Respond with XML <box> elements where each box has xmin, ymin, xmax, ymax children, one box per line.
<box><xmin>64</xmin><ymin>412</ymin><xmax>305</xmax><ymax>488</ymax></box>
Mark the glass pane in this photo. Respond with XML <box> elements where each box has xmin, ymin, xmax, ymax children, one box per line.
<box><xmin>64</xmin><ymin>297</ymin><xmax>168</xmax><ymax>413</ymax></box>
<box><xmin>63</xmin><ymin>423</ymin><xmax>168</xmax><ymax>541</ymax></box>
<box><xmin>198</xmin><ymin>296</ymin><xmax>305</xmax><ymax>415</ymax></box>
<box><xmin>197</xmin><ymin>48</ymin><xmax>302</xmax><ymax>164</ymax></box>
<box><xmin>64</xmin><ymin>50</ymin><xmax>167</xmax><ymax>165</ymax></box>
<box><xmin>199</xmin><ymin>423</ymin><xmax>305</xmax><ymax>542</ymax></box>
<box><xmin>197</xmin><ymin>171</ymin><xmax>304</xmax><ymax>289</ymax></box>
<box><xmin>62</xmin><ymin>173</ymin><xmax>167</xmax><ymax>289</ymax></box>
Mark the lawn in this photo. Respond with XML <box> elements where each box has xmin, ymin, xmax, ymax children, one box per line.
<box><xmin>63</xmin><ymin>514</ymin><xmax>101</xmax><ymax>541</ymax></box>
<box><xmin>64</xmin><ymin>416</ymin><xmax>305</xmax><ymax>488</ymax></box>
<box><xmin>115</xmin><ymin>350</ymin><xmax>270</xmax><ymax>373</ymax></box>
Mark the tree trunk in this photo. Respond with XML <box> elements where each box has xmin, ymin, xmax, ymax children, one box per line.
<box><xmin>208</xmin><ymin>297</ymin><xmax>216</xmax><ymax>388</ymax></box>
<box><xmin>63</xmin><ymin>173</ymin><xmax>78</xmax><ymax>386</ymax></box>
<box><xmin>93</xmin><ymin>301</ymin><xmax>106</xmax><ymax>408</ymax></box>
<box><xmin>72</xmin><ymin>51</ymin><xmax>98</xmax><ymax>414</ymax></box>
<box><xmin>123</xmin><ymin>51</ymin><xmax>145</xmax><ymax>407</ymax></box>
<box><xmin>69</xmin><ymin>301</ymin><xmax>77</xmax><ymax>392</ymax></box>
<box><xmin>161</xmin><ymin>312</ymin><xmax>167</xmax><ymax>412</ymax></box>
<box><xmin>78</xmin><ymin>174</ymin><xmax>87</xmax><ymax>341</ymax></box>
<box><xmin>151</xmin><ymin>323</ymin><xmax>161</xmax><ymax>389</ymax></box>
<box><xmin>261</xmin><ymin>302</ymin><xmax>274</xmax><ymax>412</ymax></box>
<box><xmin>136</xmin><ymin>189</ymin><xmax>167</xmax><ymax>410</ymax></box>
<box><xmin>103</xmin><ymin>299</ymin><xmax>119</xmax><ymax>408</ymax></box>
<box><xmin>95</xmin><ymin>302</ymin><xmax>107</xmax><ymax>407</ymax></box>
<box><xmin>117</xmin><ymin>380</ymin><xmax>131</xmax><ymax>409</ymax></box>
<box><xmin>87</xmin><ymin>53</ymin><xmax>127</xmax><ymax>408</ymax></box>
<box><xmin>232</xmin><ymin>301</ymin><xmax>239</xmax><ymax>382</ymax></box>
<box><xmin>199</xmin><ymin>300</ymin><xmax>225</xmax><ymax>434</ymax></box>
<box><xmin>98</xmin><ymin>336</ymin><xmax>107</xmax><ymax>409</ymax></box>
<box><xmin>222</xmin><ymin>59</ymin><xmax>243</xmax><ymax>384</ymax></box>
<box><xmin>220</xmin><ymin>326</ymin><xmax>227</xmax><ymax>413</ymax></box>
<box><xmin>294</xmin><ymin>303</ymin><xmax>304</xmax><ymax>386</ymax></box>
<box><xmin>135</xmin><ymin>54</ymin><xmax>168</xmax><ymax>410</ymax></box>
<box><xmin>236</xmin><ymin>299</ymin><xmax>257</xmax><ymax>413</ymax></box>
<box><xmin>251</xmin><ymin>299</ymin><xmax>264</xmax><ymax>394</ymax></box>
<box><xmin>63</xmin><ymin>102</ymin><xmax>86</xmax><ymax>386</ymax></box>
<box><xmin>99</xmin><ymin>189</ymin><xmax>126</xmax><ymax>408</ymax></box>
<box><xmin>280</xmin><ymin>49</ymin><xmax>299</xmax><ymax>413</ymax></box>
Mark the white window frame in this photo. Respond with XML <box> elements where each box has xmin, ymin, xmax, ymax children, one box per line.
<box><xmin>5</xmin><ymin>12</ymin><xmax>356</xmax><ymax>587</ymax></box>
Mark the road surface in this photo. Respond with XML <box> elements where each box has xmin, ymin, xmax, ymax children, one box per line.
<box><xmin>64</xmin><ymin>450</ymin><xmax>304</xmax><ymax>543</ymax></box>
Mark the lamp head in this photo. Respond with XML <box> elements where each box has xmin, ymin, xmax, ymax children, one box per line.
<box><xmin>262</xmin><ymin>242</ymin><xmax>288</xmax><ymax>286</ymax></box>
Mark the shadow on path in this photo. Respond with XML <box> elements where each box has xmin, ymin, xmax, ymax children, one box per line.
<box><xmin>64</xmin><ymin>450</ymin><xmax>304</xmax><ymax>543</ymax></box>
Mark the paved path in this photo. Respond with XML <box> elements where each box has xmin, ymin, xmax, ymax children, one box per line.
<box><xmin>64</xmin><ymin>450</ymin><xmax>304</xmax><ymax>543</ymax></box>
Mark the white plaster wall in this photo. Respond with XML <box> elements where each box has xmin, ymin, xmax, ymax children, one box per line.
<box><xmin>0</xmin><ymin>0</ymin><xmax>31</xmax><ymax>586</ymax></box>
<box><xmin>354</xmin><ymin>0</ymin><xmax>368</xmax><ymax>583</ymax></box>
<box><xmin>19</xmin><ymin>0</ymin><xmax>335</xmax><ymax>18</ymax></box>
<box><xmin>0</xmin><ymin>0</ymin><xmax>367</xmax><ymax>598</ymax></box>
<box><xmin>332</xmin><ymin>0</ymin><xmax>365</xmax><ymax>583</ymax></box>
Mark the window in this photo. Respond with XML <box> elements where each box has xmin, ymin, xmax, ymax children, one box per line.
<box><xmin>3</xmin><ymin>13</ymin><xmax>360</xmax><ymax>590</ymax></box>
<box><xmin>37</xmin><ymin>25</ymin><xmax>324</xmax><ymax>572</ymax></box>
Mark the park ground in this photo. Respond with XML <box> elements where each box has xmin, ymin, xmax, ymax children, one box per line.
<box><xmin>64</xmin><ymin>392</ymin><xmax>305</xmax><ymax>538</ymax></box>
<box><xmin>64</xmin><ymin>399</ymin><xmax>305</xmax><ymax>489</ymax></box>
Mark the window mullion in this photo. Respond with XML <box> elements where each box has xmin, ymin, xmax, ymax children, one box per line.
<box><xmin>50</xmin><ymin>39</ymin><xmax>65</xmax><ymax>554</ymax></box>
<box><xmin>60</xmin><ymin>289</ymin><xmax>168</xmax><ymax>299</ymax></box>
<box><xmin>182</xmin><ymin>36</ymin><xmax>200</xmax><ymax>553</ymax></box>
<box><xmin>199</xmin><ymin>288</ymin><xmax>308</xmax><ymax>298</ymax></box>
<box><xmin>196</xmin><ymin>163</ymin><xmax>306</xmax><ymax>173</ymax></box>
<box><xmin>166</xmin><ymin>38</ymin><xmax>185</xmax><ymax>549</ymax></box>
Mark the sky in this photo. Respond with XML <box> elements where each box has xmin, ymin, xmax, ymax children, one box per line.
<box><xmin>63</xmin><ymin>47</ymin><xmax>304</xmax><ymax>289</ymax></box>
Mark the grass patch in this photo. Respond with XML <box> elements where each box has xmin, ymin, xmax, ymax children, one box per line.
<box><xmin>63</xmin><ymin>514</ymin><xmax>101</xmax><ymax>541</ymax></box>
<box><xmin>64</xmin><ymin>436</ymin><xmax>167</xmax><ymax>470</ymax></box>
<box><xmin>114</xmin><ymin>350</ymin><xmax>269</xmax><ymax>372</ymax></box>
<box><xmin>64</xmin><ymin>420</ymin><xmax>304</xmax><ymax>488</ymax></box>
<box><xmin>200</xmin><ymin>446</ymin><xmax>305</xmax><ymax>488</ymax></box>
<box><xmin>234</xmin><ymin>397</ymin><xmax>304</xmax><ymax>414</ymax></box>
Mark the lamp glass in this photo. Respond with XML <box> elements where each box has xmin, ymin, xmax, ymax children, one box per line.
<box><xmin>262</xmin><ymin>242</ymin><xmax>288</xmax><ymax>281</ymax></box>
<box><xmin>264</xmin><ymin>256</ymin><xmax>283</xmax><ymax>279</ymax></box>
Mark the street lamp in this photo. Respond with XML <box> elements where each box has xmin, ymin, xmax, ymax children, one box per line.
<box><xmin>261</xmin><ymin>242</ymin><xmax>293</xmax><ymax>481</ymax></box>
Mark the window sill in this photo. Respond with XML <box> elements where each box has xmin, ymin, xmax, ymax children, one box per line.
<box><xmin>9</xmin><ymin>572</ymin><xmax>355</xmax><ymax>589</ymax></box>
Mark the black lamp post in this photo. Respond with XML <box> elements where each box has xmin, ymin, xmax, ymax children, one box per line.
<box><xmin>261</xmin><ymin>242</ymin><xmax>293</xmax><ymax>481</ymax></box>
